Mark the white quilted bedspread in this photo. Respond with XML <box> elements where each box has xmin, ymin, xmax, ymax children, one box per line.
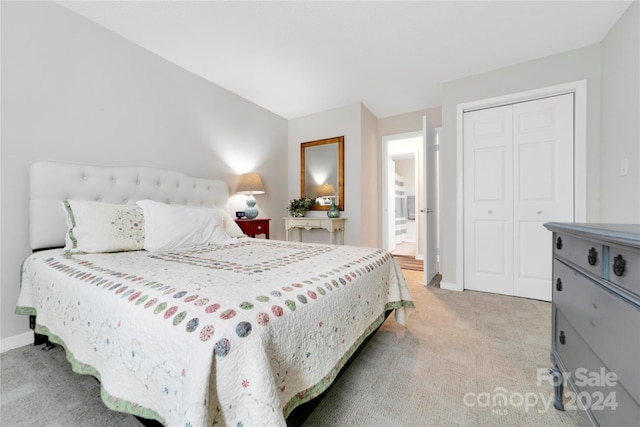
<box><xmin>17</xmin><ymin>238</ymin><xmax>414</xmax><ymax>426</ymax></box>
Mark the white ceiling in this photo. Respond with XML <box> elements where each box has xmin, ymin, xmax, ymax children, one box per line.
<box><xmin>57</xmin><ymin>1</ymin><xmax>632</xmax><ymax>119</ymax></box>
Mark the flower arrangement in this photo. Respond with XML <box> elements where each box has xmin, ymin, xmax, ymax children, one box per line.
<box><xmin>287</xmin><ymin>196</ymin><xmax>317</xmax><ymax>217</ymax></box>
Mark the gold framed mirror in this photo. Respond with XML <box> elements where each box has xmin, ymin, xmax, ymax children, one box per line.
<box><xmin>300</xmin><ymin>136</ymin><xmax>344</xmax><ymax>211</ymax></box>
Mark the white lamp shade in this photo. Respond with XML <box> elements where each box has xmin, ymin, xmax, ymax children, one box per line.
<box><xmin>237</xmin><ymin>173</ymin><xmax>265</xmax><ymax>195</ymax></box>
<box><xmin>316</xmin><ymin>183</ymin><xmax>335</xmax><ymax>197</ymax></box>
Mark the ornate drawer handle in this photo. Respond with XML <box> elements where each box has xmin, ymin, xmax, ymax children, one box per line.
<box><xmin>613</xmin><ymin>255</ymin><xmax>626</xmax><ymax>277</ymax></box>
<box><xmin>588</xmin><ymin>247</ymin><xmax>598</xmax><ymax>266</ymax></box>
<box><xmin>559</xmin><ymin>331</ymin><xmax>566</xmax><ymax>345</ymax></box>
<box><xmin>556</xmin><ymin>236</ymin><xmax>563</xmax><ymax>250</ymax></box>
<box><xmin>555</xmin><ymin>278</ymin><xmax>562</xmax><ymax>291</ymax></box>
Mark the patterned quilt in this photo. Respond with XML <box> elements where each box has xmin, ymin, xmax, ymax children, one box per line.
<box><xmin>16</xmin><ymin>238</ymin><xmax>414</xmax><ymax>426</ymax></box>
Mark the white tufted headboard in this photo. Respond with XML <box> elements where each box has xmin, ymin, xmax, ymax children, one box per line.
<box><xmin>30</xmin><ymin>161</ymin><xmax>230</xmax><ymax>250</ymax></box>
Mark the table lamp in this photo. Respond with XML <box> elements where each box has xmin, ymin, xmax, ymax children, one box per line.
<box><xmin>237</xmin><ymin>173</ymin><xmax>265</xmax><ymax>219</ymax></box>
<box><xmin>317</xmin><ymin>183</ymin><xmax>340</xmax><ymax>218</ymax></box>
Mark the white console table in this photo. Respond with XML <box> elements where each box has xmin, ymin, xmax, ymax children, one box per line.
<box><xmin>284</xmin><ymin>217</ymin><xmax>347</xmax><ymax>245</ymax></box>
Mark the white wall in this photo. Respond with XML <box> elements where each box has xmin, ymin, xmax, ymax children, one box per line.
<box><xmin>360</xmin><ymin>104</ymin><xmax>379</xmax><ymax>248</ymax></box>
<box><xmin>378</xmin><ymin>107</ymin><xmax>442</xmax><ymax>136</ymax></box>
<box><xmin>1</xmin><ymin>1</ymin><xmax>288</xmax><ymax>348</ymax></box>
<box><xmin>288</xmin><ymin>104</ymin><xmax>362</xmax><ymax>245</ymax></box>
<box><xmin>600</xmin><ymin>1</ymin><xmax>640</xmax><ymax>223</ymax></box>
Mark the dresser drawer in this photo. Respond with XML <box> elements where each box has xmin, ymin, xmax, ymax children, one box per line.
<box><xmin>246</xmin><ymin>222</ymin><xmax>267</xmax><ymax>233</ymax></box>
<box><xmin>608</xmin><ymin>244</ymin><xmax>640</xmax><ymax>298</ymax></box>
<box><xmin>553</xmin><ymin>260</ymin><xmax>640</xmax><ymax>404</ymax></box>
<box><xmin>554</xmin><ymin>233</ymin><xmax>603</xmax><ymax>277</ymax></box>
<box><xmin>555</xmin><ymin>309</ymin><xmax>640</xmax><ymax>426</ymax></box>
<box><xmin>289</xmin><ymin>219</ymin><xmax>319</xmax><ymax>228</ymax></box>
<box><xmin>235</xmin><ymin>219</ymin><xmax>270</xmax><ymax>238</ymax></box>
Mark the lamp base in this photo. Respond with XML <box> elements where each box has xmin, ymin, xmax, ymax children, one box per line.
<box><xmin>244</xmin><ymin>194</ymin><xmax>259</xmax><ymax>219</ymax></box>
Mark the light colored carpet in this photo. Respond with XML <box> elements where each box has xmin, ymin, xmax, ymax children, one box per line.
<box><xmin>0</xmin><ymin>340</ymin><xmax>141</xmax><ymax>426</ymax></box>
<box><xmin>303</xmin><ymin>270</ymin><xmax>589</xmax><ymax>426</ymax></box>
<box><xmin>0</xmin><ymin>270</ymin><xmax>589</xmax><ymax>426</ymax></box>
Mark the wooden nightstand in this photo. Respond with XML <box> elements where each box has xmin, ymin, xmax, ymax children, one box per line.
<box><xmin>235</xmin><ymin>218</ymin><xmax>270</xmax><ymax>239</ymax></box>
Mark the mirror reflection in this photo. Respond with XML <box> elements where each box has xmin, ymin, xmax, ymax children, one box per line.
<box><xmin>301</xmin><ymin>136</ymin><xmax>344</xmax><ymax>211</ymax></box>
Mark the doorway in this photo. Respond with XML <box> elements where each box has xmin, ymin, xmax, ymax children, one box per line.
<box><xmin>385</xmin><ymin>136</ymin><xmax>421</xmax><ymax>260</ymax></box>
<box><xmin>382</xmin><ymin>121</ymin><xmax>440</xmax><ymax>284</ymax></box>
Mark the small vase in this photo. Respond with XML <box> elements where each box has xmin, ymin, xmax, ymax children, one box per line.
<box><xmin>327</xmin><ymin>200</ymin><xmax>340</xmax><ymax>218</ymax></box>
<box><xmin>291</xmin><ymin>209</ymin><xmax>306</xmax><ymax>217</ymax></box>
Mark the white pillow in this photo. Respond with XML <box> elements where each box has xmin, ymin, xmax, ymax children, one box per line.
<box><xmin>136</xmin><ymin>200</ymin><xmax>236</xmax><ymax>252</ymax></box>
<box><xmin>63</xmin><ymin>200</ymin><xmax>145</xmax><ymax>253</ymax></box>
<box><xmin>215</xmin><ymin>209</ymin><xmax>246</xmax><ymax>238</ymax></box>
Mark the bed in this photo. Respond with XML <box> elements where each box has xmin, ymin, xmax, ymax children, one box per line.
<box><xmin>16</xmin><ymin>161</ymin><xmax>414</xmax><ymax>426</ymax></box>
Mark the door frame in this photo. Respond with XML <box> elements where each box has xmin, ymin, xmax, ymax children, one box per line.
<box><xmin>452</xmin><ymin>80</ymin><xmax>588</xmax><ymax>292</ymax></box>
<box><xmin>381</xmin><ymin>130</ymin><xmax>423</xmax><ymax>253</ymax></box>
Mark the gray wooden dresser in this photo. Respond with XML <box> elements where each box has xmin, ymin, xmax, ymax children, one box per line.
<box><xmin>544</xmin><ymin>223</ymin><xmax>640</xmax><ymax>426</ymax></box>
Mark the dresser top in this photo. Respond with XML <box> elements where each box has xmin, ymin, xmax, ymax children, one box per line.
<box><xmin>544</xmin><ymin>223</ymin><xmax>640</xmax><ymax>248</ymax></box>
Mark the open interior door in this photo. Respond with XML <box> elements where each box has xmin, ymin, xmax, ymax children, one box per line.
<box><xmin>423</xmin><ymin>116</ymin><xmax>438</xmax><ymax>283</ymax></box>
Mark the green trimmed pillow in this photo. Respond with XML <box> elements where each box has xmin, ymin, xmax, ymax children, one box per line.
<box><xmin>63</xmin><ymin>200</ymin><xmax>145</xmax><ymax>253</ymax></box>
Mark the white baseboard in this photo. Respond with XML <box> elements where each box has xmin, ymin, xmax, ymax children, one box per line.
<box><xmin>1</xmin><ymin>331</ymin><xmax>34</xmax><ymax>353</ymax></box>
<box><xmin>440</xmin><ymin>281</ymin><xmax>463</xmax><ymax>292</ymax></box>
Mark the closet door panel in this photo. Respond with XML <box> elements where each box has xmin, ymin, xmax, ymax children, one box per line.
<box><xmin>475</xmin><ymin>148</ymin><xmax>505</xmax><ymax>202</ymax></box>
<box><xmin>463</xmin><ymin>105</ymin><xmax>514</xmax><ymax>296</ymax></box>
<box><xmin>513</xmin><ymin>94</ymin><xmax>574</xmax><ymax>300</ymax></box>
<box><xmin>474</xmin><ymin>220</ymin><xmax>508</xmax><ymax>275</ymax></box>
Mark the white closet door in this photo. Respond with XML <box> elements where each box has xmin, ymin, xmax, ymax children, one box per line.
<box><xmin>513</xmin><ymin>94</ymin><xmax>574</xmax><ymax>300</ymax></box>
<box><xmin>463</xmin><ymin>104</ymin><xmax>514</xmax><ymax>296</ymax></box>
<box><xmin>463</xmin><ymin>94</ymin><xmax>574</xmax><ymax>300</ymax></box>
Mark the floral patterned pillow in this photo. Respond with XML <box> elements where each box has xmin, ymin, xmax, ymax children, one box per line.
<box><xmin>63</xmin><ymin>200</ymin><xmax>145</xmax><ymax>253</ymax></box>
